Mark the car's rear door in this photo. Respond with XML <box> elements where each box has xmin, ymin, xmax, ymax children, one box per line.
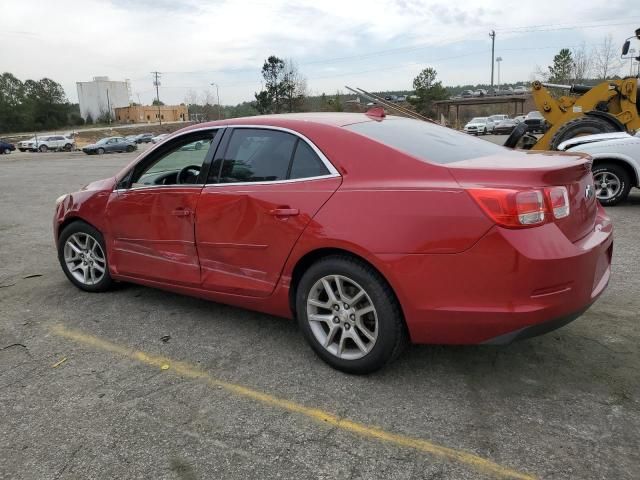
<box><xmin>195</xmin><ymin>127</ymin><xmax>341</xmax><ymax>297</ymax></box>
<box><xmin>106</xmin><ymin>129</ymin><xmax>222</xmax><ymax>286</ymax></box>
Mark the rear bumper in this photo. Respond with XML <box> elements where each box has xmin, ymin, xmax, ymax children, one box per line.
<box><xmin>481</xmin><ymin>304</ymin><xmax>591</xmax><ymax>344</ymax></box>
<box><xmin>379</xmin><ymin>209</ymin><xmax>613</xmax><ymax>344</ymax></box>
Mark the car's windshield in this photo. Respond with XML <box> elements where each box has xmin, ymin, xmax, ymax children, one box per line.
<box><xmin>470</xmin><ymin>117</ymin><xmax>486</xmax><ymax>123</ymax></box>
<box><xmin>96</xmin><ymin>138</ymin><xmax>110</xmax><ymax>144</ymax></box>
<box><xmin>527</xmin><ymin>111</ymin><xmax>543</xmax><ymax>118</ymax></box>
<box><xmin>346</xmin><ymin>117</ymin><xmax>504</xmax><ymax>164</ymax></box>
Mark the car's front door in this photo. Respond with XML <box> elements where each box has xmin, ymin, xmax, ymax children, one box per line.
<box><xmin>106</xmin><ymin>129</ymin><xmax>222</xmax><ymax>286</ymax></box>
<box><xmin>195</xmin><ymin>127</ymin><xmax>341</xmax><ymax>297</ymax></box>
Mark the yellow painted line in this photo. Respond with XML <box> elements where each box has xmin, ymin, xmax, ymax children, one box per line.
<box><xmin>51</xmin><ymin>324</ymin><xmax>536</xmax><ymax>480</ymax></box>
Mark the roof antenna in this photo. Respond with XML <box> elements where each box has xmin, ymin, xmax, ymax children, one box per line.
<box><xmin>345</xmin><ymin>86</ymin><xmax>433</xmax><ymax>122</ymax></box>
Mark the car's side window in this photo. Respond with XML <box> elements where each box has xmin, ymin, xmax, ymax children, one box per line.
<box><xmin>130</xmin><ymin>133</ymin><xmax>215</xmax><ymax>188</ymax></box>
<box><xmin>219</xmin><ymin>129</ymin><xmax>297</xmax><ymax>183</ymax></box>
<box><xmin>289</xmin><ymin>140</ymin><xmax>329</xmax><ymax>179</ymax></box>
<box><xmin>216</xmin><ymin>129</ymin><xmax>332</xmax><ymax>184</ymax></box>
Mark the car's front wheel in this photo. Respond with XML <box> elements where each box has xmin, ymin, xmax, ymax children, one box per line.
<box><xmin>58</xmin><ymin>221</ymin><xmax>113</xmax><ymax>292</ymax></box>
<box><xmin>296</xmin><ymin>255</ymin><xmax>407</xmax><ymax>374</ymax></box>
<box><xmin>39</xmin><ymin>145</ymin><xmax>48</xmax><ymax>152</ymax></box>
<box><xmin>97</xmin><ymin>148</ymin><xmax>105</xmax><ymax>155</ymax></box>
<box><xmin>3</xmin><ymin>148</ymin><xmax>10</xmax><ymax>154</ymax></box>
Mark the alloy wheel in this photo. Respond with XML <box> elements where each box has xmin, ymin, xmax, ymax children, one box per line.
<box><xmin>594</xmin><ymin>171</ymin><xmax>621</xmax><ymax>200</ymax></box>
<box><xmin>63</xmin><ymin>232</ymin><xmax>106</xmax><ymax>286</ymax></box>
<box><xmin>306</xmin><ymin>275</ymin><xmax>378</xmax><ymax>360</ymax></box>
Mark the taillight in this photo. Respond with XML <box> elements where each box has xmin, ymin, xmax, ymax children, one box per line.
<box><xmin>469</xmin><ymin>186</ymin><xmax>570</xmax><ymax>228</ymax></box>
<box><xmin>545</xmin><ymin>186</ymin><xmax>570</xmax><ymax>219</ymax></box>
<box><xmin>468</xmin><ymin>189</ymin><xmax>545</xmax><ymax>228</ymax></box>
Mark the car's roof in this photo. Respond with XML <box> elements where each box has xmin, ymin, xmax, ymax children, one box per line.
<box><xmin>180</xmin><ymin>112</ymin><xmax>376</xmax><ymax>133</ymax></box>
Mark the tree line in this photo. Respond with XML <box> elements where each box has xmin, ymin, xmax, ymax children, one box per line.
<box><xmin>0</xmin><ymin>73</ymin><xmax>83</xmax><ymax>134</ymax></box>
<box><xmin>539</xmin><ymin>34</ymin><xmax>627</xmax><ymax>84</ymax></box>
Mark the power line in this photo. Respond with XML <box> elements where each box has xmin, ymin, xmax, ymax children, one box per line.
<box><xmin>497</xmin><ymin>20</ymin><xmax>640</xmax><ymax>33</ymax></box>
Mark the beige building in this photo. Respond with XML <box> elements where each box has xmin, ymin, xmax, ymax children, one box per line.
<box><xmin>115</xmin><ymin>105</ymin><xmax>188</xmax><ymax>124</ymax></box>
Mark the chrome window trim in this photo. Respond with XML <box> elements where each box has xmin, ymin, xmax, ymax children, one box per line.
<box><xmin>116</xmin><ymin>123</ymin><xmax>341</xmax><ymax>191</ymax></box>
<box><xmin>115</xmin><ymin>184</ymin><xmax>204</xmax><ymax>193</ymax></box>
<box><xmin>204</xmin><ymin>173</ymin><xmax>340</xmax><ymax>188</ymax></box>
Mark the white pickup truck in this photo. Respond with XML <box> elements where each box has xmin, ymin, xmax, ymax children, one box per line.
<box><xmin>17</xmin><ymin>135</ymin><xmax>75</xmax><ymax>152</ymax></box>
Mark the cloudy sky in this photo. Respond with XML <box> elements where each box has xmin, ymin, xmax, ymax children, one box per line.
<box><xmin>2</xmin><ymin>0</ymin><xmax>638</xmax><ymax>105</ymax></box>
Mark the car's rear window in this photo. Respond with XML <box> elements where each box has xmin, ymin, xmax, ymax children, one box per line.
<box><xmin>345</xmin><ymin>117</ymin><xmax>504</xmax><ymax>164</ymax></box>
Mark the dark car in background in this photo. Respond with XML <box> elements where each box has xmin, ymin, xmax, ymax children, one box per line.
<box><xmin>493</xmin><ymin>118</ymin><xmax>520</xmax><ymax>135</ymax></box>
<box><xmin>524</xmin><ymin>111</ymin><xmax>548</xmax><ymax>133</ymax></box>
<box><xmin>0</xmin><ymin>139</ymin><xmax>16</xmax><ymax>154</ymax></box>
<box><xmin>134</xmin><ymin>133</ymin><xmax>154</xmax><ymax>143</ymax></box>
<box><xmin>82</xmin><ymin>137</ymin><xmax>137</xmax><ymax>155</ymax></box>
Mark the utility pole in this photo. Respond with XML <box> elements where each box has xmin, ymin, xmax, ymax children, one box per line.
<box><xmin>152</xmin><ymin>71</ymin><xmax>162</xmax><ymax>125</ymax></box>
<box><xmin>210</xmin><ymin>82</ymin><xmax>221</xmax><ymax>120</ymax></box>
<box><xmin>106</xmin><ymin>89</ymin><xmax>111</xmax><ymax>125</ymax></box>
<box><xmin>496</xmin><ymin>57</ymin><xmax>503</xmax><ymax>91</ymax></box>
<box><xmin>489</xmin><ymin>30</ymin><xmax>496</xmax><ymax>89</ymax></box>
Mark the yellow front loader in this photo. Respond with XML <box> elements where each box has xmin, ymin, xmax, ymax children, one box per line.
<box><xmin>529</xmin><ymin>27</ymin><xmax>640</xmax><ymax>150</ymax></box>
<box><xmin>530</xmin><ymin>78</ymin><xmax>639</xmax><ymax>150</ymax></box>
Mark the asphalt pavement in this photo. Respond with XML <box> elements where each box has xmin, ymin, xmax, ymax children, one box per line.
<box><xmin>0</xmin><ymin>147</ymin><xmax>638</xmax><ymax>479</ymax></box>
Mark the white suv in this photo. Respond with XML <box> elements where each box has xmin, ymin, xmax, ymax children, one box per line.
<box><xmin>559</xmin><ymin>131</ymin><xmax>640</xmax><ymax>206</ymax></box>
<box><xmin>464</xmin><ymin>117</ymin><xmax>493</xmax><ymax>135</ymax></box>
<box><xmin>17</xmin><ymin>135</ymin><xmax>75</xmax><ymax>152</ymax></box>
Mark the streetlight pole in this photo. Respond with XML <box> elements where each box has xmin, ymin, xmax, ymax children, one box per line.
<box><xmin>496</xmin><ymin>57</ymin><xmax>503</xmax><ymax>91</ymax></box>
<box><xmin>489</xmin><ymin>30</ymin><xmax>496</xmax><ymax>88</ymax></box>
<box><xmin>210</xmin><ymin>82</ymin><xmax>221</xmax><ymax>120</ymax></box>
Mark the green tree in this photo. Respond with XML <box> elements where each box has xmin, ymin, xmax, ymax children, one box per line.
<box><xmin>548</xmin><ymin>49</ymin><xmax>574</xmax><ymax>84</ymax></box>
<box><xmin>0</xmin><ymin>73</ymin><xmax>78</xmax><ymax>133</ymax></box>
<box><xmin>152</xmin><ymin>99</ymin><xmax>165</xmax><ymax>106</ymax></box>
<box><xmin>408</xmin><ymin>67</ymin><xmax>448</xmax><ymax>117</ymax></box>
<box><xmin>254</xmin><ymin>56</ymin><xmax>307</xmax><ymax>114</ymax></box>
<box><xmin>254</xmin><ymin>56</ymin><xmax>285</xmax><ymax>114</ymax></box>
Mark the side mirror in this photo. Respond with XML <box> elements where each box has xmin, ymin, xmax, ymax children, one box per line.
<box><xmin>622</xmin><ymin>39</ymin><xmax>631</xmax><ymax>56</ymax></box>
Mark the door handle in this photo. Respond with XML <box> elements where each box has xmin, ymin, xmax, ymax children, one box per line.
<box><xmin>171</xmin><ymin>208</ymin><xmax>192</xmax><ymax>217</ymax></box>
<box><xmin>269</xmin><ymin>208</ymin><xmax>299</xmax><ymax>217</ymax></box>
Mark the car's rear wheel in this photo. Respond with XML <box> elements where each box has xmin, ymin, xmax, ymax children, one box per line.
<box><xmin>3</xmin><ymin>148</ymin><xmax>10</xmax><ymax>154</ymax></box>
<box><xmin>97</xmin><ymin>147</ymin><xmax>105</xmax><ymax>155</ymax></box>
<box><xmin>592</xmin><ymin>163</ymin><xmax>632</xmax><ymax>206</ymax></box>
<box><xmin>39</xmin><ymin>145</ymin><xmax>48</xmax><ymax>152</ymax></box>
<box><xmin>58</xmin><ymin>221</ymin><xmax>113</xmax><ymax>292</ymax></box>
<box><xmin>296</xmin><ymin>255</ymin><xmax>407</xmax><ymax>374</ymax></box>
<box><xmin>126</xmin><ymin>145</ymin><xmax>134</xmax><ymax>152</ymax></box>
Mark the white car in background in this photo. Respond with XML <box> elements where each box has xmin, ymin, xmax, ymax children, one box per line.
<box><xmin>463</xmin><ymin>117</ymin><xmax>493</xmax><ymax>135</ymax></box>
<box><xmin>17</xmin><ymin>135</ymin><xmax>75</xmax><ymax>152</ymax></box>
<box><xmin>151</xmin><ymin>133</ymin><xmax>169</xmax><ymax>144</ymax></box>
<box><xmin>559</xmin><ymin>131</ymin><xmax>640</xmax><ymax>206</ymax></box>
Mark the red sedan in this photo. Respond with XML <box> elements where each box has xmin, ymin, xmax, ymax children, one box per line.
<box><xmin>54</xmin><ymin>112</ymin><xmax>613</xmax><ymax>373</ymax></box>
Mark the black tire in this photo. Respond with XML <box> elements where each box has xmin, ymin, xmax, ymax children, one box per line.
<box><xmin>592</xmin><ymin>162</ymin><xmax>632</xmax><ymax>206</ymax></box>
<box><xmin>63</xmin><ymin>143</ymin><xmax>72</xmax><ymax>151</ymax></box>
<box><xmin>57</xmin><ymin>221</ymin><xmax>113</xmax><ymax>292</ymax></box>
<box><xmin>126</xmin><ymin>145</ymin><xmax>134</xmax><ymax>152</ymax></box>
<box><xmin>3</xmin><ymin>148</ymin><xmax>10</xmax><ymax>154</ymax></box>
<box><xmin>550</xmin><ymin>116</ymin><xmax>618</xmax><ymax>150</ymax></box>
<box><xmin>97</xmin><ymin>147</ymin><xmax>105</xmax><ymax>155</ymax></box>
<box><xmin>295</xmin><ymin>255</ymin><xmax>407</xmax><ymax>374</ymax></box>
<box><xmin>39</xmin><ymin>144</ymin><xmax>48</xmax><ymax>152</ymax></box>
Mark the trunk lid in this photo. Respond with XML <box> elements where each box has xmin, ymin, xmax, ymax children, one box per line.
<box><xmin>448</xmin><ymin>151</ymin><xmax>598</xmax><ymax>242</ymax></box>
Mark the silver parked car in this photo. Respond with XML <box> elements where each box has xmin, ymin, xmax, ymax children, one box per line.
<box><xmin>559</xmin><ymin>131</ymin><xmax>640</xmax><ymax>205</ymax></box>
